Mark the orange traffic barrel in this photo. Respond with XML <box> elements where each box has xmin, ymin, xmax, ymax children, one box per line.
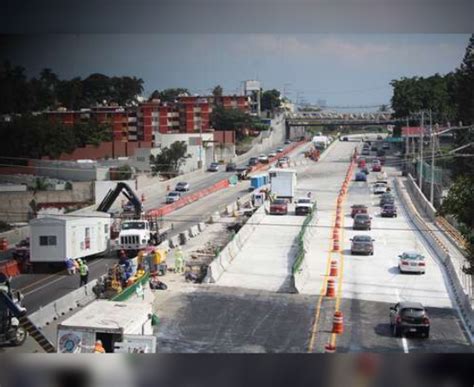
<box><xmin>332</xmin><ymin>238</ymin><xmax>340</xmax><ymax>252</ymax></box>
<box><xmin>326</xmin><ymin>279</ymin><xmax>336</xmax><ymax>297</ymax></box>
<box><xmin>329</xmin><ymin>260</ymin><xmax>338</xmax><ymax>277</ymax></box>
<box><xmin>325</xmin><ymin>342</ymin><xmax>336</xmax><ymax>353</ymax></box>
<box><xmin>332</xmin><ymin>311</ymin><xmax>344</xmax><ymax>334</ymax></box>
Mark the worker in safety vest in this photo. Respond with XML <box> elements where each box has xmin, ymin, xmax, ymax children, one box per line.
<box><xmin>94</xmin><ymin>340</ymin><xmax>105</xmax><ymax>353</ymax></box>
<box><xmin>79</xmin><ymin>261</ymin><xmax>89</xmax><ymax>287</ymax></box>
<box><xmin>174</xmin><ymin>246</ymin><xmax>185</xmax><ymax>274</ymax></box>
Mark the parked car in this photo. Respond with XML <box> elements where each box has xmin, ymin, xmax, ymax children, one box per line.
<box><xmin>248</xmin><ymin>157</ymin><xmax>259</xmax><ymax>166</ymax></box>
<box><xmin>351</xmin><ymin>204</ymin><xmax>368</xmax><ymax>218</ymax></box>
<box><xmin>295</xmin><ymin>197</ymin><xmax>313</xmax><ymax>216</ymax></box>
<box><xmin>226</xmin><ymin>162</ymin><xmax>237</xmax><ymax>172</ymax></box>
<box><xmin>175</xmin><ymin>182</ymin><xmax>190</xmax><ymax>192</ymax></box>
<box><xmin>353</xmin><ymin>213</ymin><xmax>372</xmax><ymax>230</ymax></box>
<box><xmin>269</xmin><ymin>199</ymin><xmax>288</xmax><ymax>215</ymax></box>
<box><xmin>258</xmin><ymin>154</ymin><xmax>269</xmax><ymax>163</ymax></box>
<box><xmin>373</xmin><ymin>183</ymin><xmax>387</xmax><ymax>195</ymax></box>
<box><xmin>355</xmin><ymin>172</ymin><xmax>367</xmax><ymax>182</ymax></box>
<box><xmin>166</xmin><ymin>191</ymin><xmax>181</xmax><ymax>204</ymax></box>
<box><xmin>350</xmin><ymin>235</ymin><xmax>375</xmax><ymax>255</ymax></box>
<box><xmin>398</xmin><ymin>251</ymin><xmax>426</xmax><ymax>274</ymax></box>
<box><xmin>208</xmin><ymin>162</ymin><xmax>220</xmax><ymax>172</ymax></box>
<box><xmin>276</xmin><ymin>147</ymin><xmax>284</xmax><ymax>153</ymax></box>
<box><xmin>390</xmin><ymin>302</ymin><xmax>430</xmax><ymax>338</ymax></box>
<box><xmin>268</xmin><ymin>151</ymin><xmax>277</xmax><ymax>158</ymax></box>
<box><xmin>381</xmin><ymin>204</ymin><xmax>397</xmax><ymax>218</ymax></box>
<box><xmin>284</xmin><ymin>139</ymin><xmax>292</xmax><ymax>144</ymax></box>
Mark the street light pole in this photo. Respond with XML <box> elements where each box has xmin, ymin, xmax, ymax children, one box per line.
<box><xmin>429</xmin><ymin>110</ymin><xmax>435</xmax><ymax>205</ymax></box>
<box><xmin>419</xmin><ymin>111</ymin><xmax>424</xmax><ymax>189</ymax></box>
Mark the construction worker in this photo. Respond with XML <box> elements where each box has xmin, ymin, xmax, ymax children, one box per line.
<box><xmin>79</xmin><ymin>260</ymin><xmax>89</xmax><ymax>287</ymax></box>
<box><xmin>94</xmin><ymin>340</ymin><xmax>106</xmax><ymax>353</ymax></box>
<box><xmin>174</xmin><ymin>246</ymin><xmax>185</xmax><ymax>274</ymax></box>
<box><xmin>64</xmin><ymin>257</ymin><xmax>75</xmax><ymax>275</ymax></box>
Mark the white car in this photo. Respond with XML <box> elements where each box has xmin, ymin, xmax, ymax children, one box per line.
<box><xmin>374</xmin><ymin>183</ymin><xmax>387</xmax><ymax>195</ymax></box>
<box><xmin>376</xmin><ymin>172</ymin><xmax>388</xmax><ymax>184</ymax></box>
<box><xmin>258</xmin><ymin>154</ymin><xmax>269</xmax><ymax>163</ymax></box>
<box><xmin>398</xmin><ymin>252</ymin><xmax>426</xmax><ymax>274</ymax></box>
<box><xmin>295</xmin><ymin>197</ymin><xmax>314</xmax><ymax>215</ymax></box>
<box><xmin>166</xmin><ymin>191</ymin><xmax>181</xmax><ymax>204</ymax></box>
<box><xmin>268</xmin><ymin>151</ymin><xmax>277</xmax><ymax>158</ymax></box>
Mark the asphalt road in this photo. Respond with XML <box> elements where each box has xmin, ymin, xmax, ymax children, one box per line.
<box><xmin>10</xmin><ymin>140</ymin><xmax>302</xmax><ymax>314</ymax></box>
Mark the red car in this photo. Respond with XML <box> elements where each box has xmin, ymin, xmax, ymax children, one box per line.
<box><xmin>372</xmin><ymin>164</ymin><xmax>382</xmax><ymax>172</ymax></box>
<box><xmin>351</xmin><ymin>204</ymin><xmax>368</xmax><ymax>218</ymax></box>
<box><xmin>269</xmin><ymin>199</ymin><xmax>288</xmax><ymax>215</ymax></box>
<box><xmin>358</xmin><ymin>159</ymin><xmax>366</xmax><ymax>168</ymax></box>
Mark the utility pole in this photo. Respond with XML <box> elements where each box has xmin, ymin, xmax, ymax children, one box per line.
<box><xmin>419</xmin><ymin>111</ymin><xmax>424</xmax><ymax>189</ymax></box>
<box><xmin>429</xmin><ymin>110</ymin><xmax>435</xmax><ymax>204</ymax></box>
<box><xmin>405</xmin><ymin>116</ymin><xmax>409</xmax><ymax>172</ymax></box>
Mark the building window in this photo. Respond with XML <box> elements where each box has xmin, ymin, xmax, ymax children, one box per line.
<box><xmin>104</xmin><ymin>224</ymin><xmax>109</xmax><ymax>234</ymax></box>
<box><xmin>39</xmin><ymin>236</ymin><xmax>57</xmax><ymax>246</ymax></box>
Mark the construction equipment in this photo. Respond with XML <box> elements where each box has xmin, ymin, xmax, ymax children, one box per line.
<box><xmin>0</xmin><ymin>273</ymin><xmax>56</xmax><ymax>352</ymax></box>
<box><xmin>97</xmin><ymin>182</ymin><xmax>144</xmax><ymax>219</ymax></box>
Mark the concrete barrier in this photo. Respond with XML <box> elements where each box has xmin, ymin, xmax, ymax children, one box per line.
<box><xmin>405</xmin><ymin>174</ymin><xmax>437</xmax><ymax>221</ymax></box>
<box><xmin>394</xmin><ymin>178</ymin><xmax>474</xmax><ymax>339</ymax></box>
<box><xmin>188</xmin><ymin>225</ymin><xmax>200</xmax><ymax>238</ymax></box>
<box><xmin>179</xmin><ymin>232</ymin><xmax>189</xmax><ymax>245</ymax></box>
<box><xmin>169</xmin><ymin>235</ymin><xmax>181</xmax><ymax>248</ymax></box>
<box><xmin>198</xmin><ymin>222</ymin><xmax>207</xmax><ymax>232</ymax></box>
<box><xmin>210</xmin><ymin>211</ymin><xmax>220</xmax><ymax>223</ymax></box>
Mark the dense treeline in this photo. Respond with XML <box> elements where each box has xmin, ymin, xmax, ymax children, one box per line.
<box><xmin>390</xmin><ymin>35</ymin><xmax>474</xmax><ymax>272</ymax></box>
<box><xmin>0</xmin><ymin>114</ymin><xmax>112</xmax><ymax>160</ymax></box>
<box><xmin>0</xmin><ymin>61</ymin><xmax>144</xmax><ymax>113</ymax></box>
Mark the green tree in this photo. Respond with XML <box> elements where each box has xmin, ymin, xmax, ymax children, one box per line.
<box><xmin>0</xmin><ymin>60</ymin><xmax>30</xmax><ymax>113</ymax></box>
<box><xmin>57</xmin><ymin>77</ymin><xmax>84</xmax><ymax>109</ymax></box>
<box><xmin>111</xmin><ymin>76</ymin><xmax>144</xmax><ymax>106</ymax></box>
<box><xmin>111</xmin><ymin>165</ymin><xmax>133</xmax><ymax>180</ymax></box>
<box><xmin>456</xmin><ymin>34</ymin><xmax>474</xmax><ymax>125</ymax></box>
<box><xmin>82</xmin><ymin>73</ymin><xmax>112</xmax><ymax>105</ymax></box>
<box><xmin>150</xmin><ymin>141</ymin><xmax>188</xmax><ymax>177</ymax></box>
<box><xmin>159</xmin><ymin>88</ymin><xmax>189</xmax><ymax>103</ymax></box>
<box><xmin>261</xmin><ymin>89</ymin><xmax>281</xmax><ymax>111</ymax></box>
<box><xmin>148</xmin><ymin>89</ymin><xmax>160</xmax><ymax>101</ymax></box>
<box><xmin>212</xmin><ymin>85</ymin><xmax>223</xmax><ymax>97</ymax></box>
<box><xmin>211</xmin><ymin>106</ymin><xmax>260</xmax><ymax>140</ymax></box>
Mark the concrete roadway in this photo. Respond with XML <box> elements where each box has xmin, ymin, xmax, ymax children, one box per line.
<box><xmin>154</xmin><ymin>138</ymin><xmax>472</xmax><ymax>353</ymax></box>
<box><xmin>10</xmin><ymin>140</ymin><xmax>302</xmax><ymax>314</ymax></box>
<box><xmin>302</xmin><ymin>140</ymin><xmax>472</xmax><ymax>353</ymax></box>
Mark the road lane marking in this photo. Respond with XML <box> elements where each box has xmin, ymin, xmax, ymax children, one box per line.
<box><xmin>402</xmin><ymin>337</ymin><xmax>409</xmax><ymax>353</ymax></box>
<box><xmin>22</xmin><ymin>259</ymin><xmax>104</xmax><ymax>297</ymax></box>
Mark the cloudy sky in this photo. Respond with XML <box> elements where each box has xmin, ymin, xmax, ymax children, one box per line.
<box><xmin>2</xmin><ymin>34</ymin><xmax>470</xmax><ymax>107</ymax></box>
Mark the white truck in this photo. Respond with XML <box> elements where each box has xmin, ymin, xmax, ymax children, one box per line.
<box><xmin>312</xmin><ymin>135</ymin><xmax>329</xmax><ymax>150</ymax></box>
<box><xmin>57</xmin><ymin>300</ymin><xmax>155</xmax><ymax>353</ymax></box>
<box><xmin>269</xmin><ymin>168</ymin><xmax>297</xmax><ymax>202</ymax></box>
<box><xmin>115</xmin><ymin>218</ymin><xmax>169</xmax><ymax>256</ymax></box>
<box><xmin>29</xmin><ymin>212</ymin><xmax>112</xmax><ymax>262</ymax></box>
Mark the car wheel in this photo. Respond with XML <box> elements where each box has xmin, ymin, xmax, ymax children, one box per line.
<box><xmin>370</xmin><ymin>252</ymin><xmax>374</xmax><ymax>255</ymax></box>
<box><xmin>424</xmin><ymin>329</ymin><xmax>430</xmax><ymax>339</ymax></box>
<box><xmin>392</xmin><ymin>325</ymin><xmax>401</xmax><ymax>337</ymax></box>
<box><xmin>398</xmin><ymin>266</ymin><xmax>403</xmax><ymax>274</ymax></box>
<box><xmin>13</xmin><ymin>326</ymin><xmax>27</xmax><ymax>346</ymax></box>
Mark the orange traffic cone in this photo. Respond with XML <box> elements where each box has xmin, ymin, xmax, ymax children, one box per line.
<box><xmin>332</xmin><ymin>311</ymin><xmax>344</xmax><ymax>334</ymax></box>
<box><xmin>329</xmin><ymin>260</ymin><xmax>338</xmax><ymax>277</ymax></box>
<box><xmin>326</xmin><ymin>279</ymin><xmax>336</xmax><ymax>297</ymax></box>
<box><xmin>335</xmin><ymin>216</ymin><xmax>341</xmax><ymax>228</ymax></box>
<box><xmin>332</xmin><ymin>229</ymin><xmax>339</xmax><ymax>240</ymax></box>
<box><xmin>332</xmin><ymin>239</ymin><xmax>340</xmax><ymax>252</ymax></box>
<box><xmin>325</xmin><ymin>342</ymin><xmax>336</xmax><ymax>353</ymax></box>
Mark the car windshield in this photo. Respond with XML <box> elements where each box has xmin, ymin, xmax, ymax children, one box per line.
<box><xmin>383</xmin><ymin>205</ymin><xmax>394</xmax><ymax>210</ymax></box>
<box><xmin>121</xmin><ymin>222</ymin><xmax>145</xmax><ymax>230</ymax></box>
<box><xmin>298</xmin><ymin>199</ymin><xmax>311</xmax><ymax>204</ymax></box>
<box><xmin>273</xmin><ymin>199</ymin><xmax>286</xmax><ymax>205</ymax></box>
<box><xmin>352</xmin><ymin>205</ymin><xmax>367</xmax><ymax>209</ymax></box>
<box><xmin>356</xmin><ymin>214</ymin><xmax>369</xmax><ymax>220</ymax></box>
<box><xmin>354</xmin><ymin>236</ymin><xmax>371</xmax><ymax>242</ymax></box>
<box><xmin>401</xmin><ymin>308</ymin><xmax>425</xmax><ymax>317</ymax></box>
<box><xmin>403</xmin><ymin>253</ymin><xmax>423</xmax><ymax>260</ymax></box>
<box><xmin>177</xmin><ymin>182</ymin><xmax>186</xmax><ymax>186</ymax></box>
<box><xmin>169</xmin><ymin>192</ymin><xmax>180</xmax><ymax>197</ymax></box>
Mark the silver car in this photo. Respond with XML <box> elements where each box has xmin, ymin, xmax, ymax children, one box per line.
<box><xmin>350</xmin><ymin>235</ymin><xmax>375</xmax><ymax>255</ymax></box>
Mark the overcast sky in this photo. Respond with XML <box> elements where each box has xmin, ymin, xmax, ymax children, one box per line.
<box><xmin>2</xmin><ymin>34</ymin><xmax>470</xmax><ymax>107</ymax></box>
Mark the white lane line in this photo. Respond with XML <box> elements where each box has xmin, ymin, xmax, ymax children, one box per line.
<box><xmin>23</xmin><ymin>259</ymin><xmax>104</xmax><ymax>297</ymax></box>
<box><xmin>395</xmin><ymin>289</ymin><xmax>410</xmax><ymax>353</ymax></box>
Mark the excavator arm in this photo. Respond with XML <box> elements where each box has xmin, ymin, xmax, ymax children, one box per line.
<box><xmin>97</xmin><ymin>182</ymin><xmax>143</xmax><ymax>219</ymax></box>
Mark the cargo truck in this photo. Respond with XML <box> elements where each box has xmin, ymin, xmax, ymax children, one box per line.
<box><xmin>269</xmin><ymin>168</ymin><xmax>297</xmax><ymax>202</ymax></box>
<box><xmin>29</xmin><ymin>212</ymin><xmax>112</xmax><ymax>263</ymax></box>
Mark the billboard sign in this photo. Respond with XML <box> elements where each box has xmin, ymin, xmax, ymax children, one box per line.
<box><xmin>245</xmin><ymin>80</ymin><xmax>261</xmax><ymax>91</ymax></box>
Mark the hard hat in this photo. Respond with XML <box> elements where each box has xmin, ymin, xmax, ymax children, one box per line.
<box><xmin>96</xmin><ymin>340</ymin><xmax>103</xmax><ymax>345</ymax></box>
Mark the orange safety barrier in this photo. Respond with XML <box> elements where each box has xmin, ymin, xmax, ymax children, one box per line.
<box><xmin>329</xmin><ymin>260</ymin><xmax>338</xmax><ymax>277</ymax></box>
<box><xmin>0</xmin><ymin>259</ymin><xmax>21</xmax><ymax>277</ymax></box>
<box><xmin>332</xmin><ymin>229</ymin><xmax>339</xmax><ymax>240</ymax></box>
<box><xmin>326</xmin><ymin>278</ymin><xmax>336</xmax><ymax>297</ymax></box>
<box><xmin>335</xmin><ymin>217</ymin><xmax>341</xmax><ymax>229</ymax></box>
<box><xmin>332</xmin><ymin>311</ymin><xmax>344</xmax><ymax>334</ymax></box>
<box><xmin>332</xmin><ymin>238</ymin><xmax>340</xmax><ymax>252</ymax></box>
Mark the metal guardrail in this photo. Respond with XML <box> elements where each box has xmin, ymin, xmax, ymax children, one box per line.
<box><xmin>436</xmin><ymin>216</ymin><xmax>468</xmax><ymax>251</ymax></box>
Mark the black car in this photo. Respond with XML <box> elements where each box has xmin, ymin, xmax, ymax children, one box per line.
<box><xmin>353</xmin><ymin>214</ymin><xmax>372</xmax><ymax>230</ymax></box>
<box><xmin>248</xmin><ymin>157</ymin><xmax>259</xmax><ymax>166</ymax></box>
<box><xmin>226</xmin><ymin>162</ymin><xmax>237</xmax><ymax>172</ymax></box>
<box><xmin>381</xmin><ymin>204</ymin><xmax>397</xmax><ymax>217</ymax></box>
<box><xmin>390</xmin><ymin>302</ymin><xmax>430</xmax><ymax>338</ymax></box>
<box><xmin>377</xmin><ymin>149</ymin><xmax>386</xmax><ymax>157</ymax></box>
<box><xmin>380</xmin><ymin>193</ymin><xmax>395</xmax><ymax>207</ymax></box>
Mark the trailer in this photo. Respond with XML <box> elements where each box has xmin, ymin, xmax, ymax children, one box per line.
<box><xmin>29</xmin><ymin>211</ymin><xmax>112</xmax><ymax>262</ymax></box>
<box><xmin>57</xmin><ymin>300</ymin><xmax>154</xmax><ymax>353</ymax></box>
<box><xmin>269</xmin><ymin>168</ymin><xmax>297</xmax><ymax>202</ymax></box>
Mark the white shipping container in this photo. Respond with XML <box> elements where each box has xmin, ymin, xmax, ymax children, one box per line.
<box><xmin>269</xmin><ymin>168</ymin><xmax>297</xmax><ymax>201</ymax></box>
<box><xmin>29</xmin><ymin>211</ymin><xmax>112</xmax><ymax>262</ymax></box>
